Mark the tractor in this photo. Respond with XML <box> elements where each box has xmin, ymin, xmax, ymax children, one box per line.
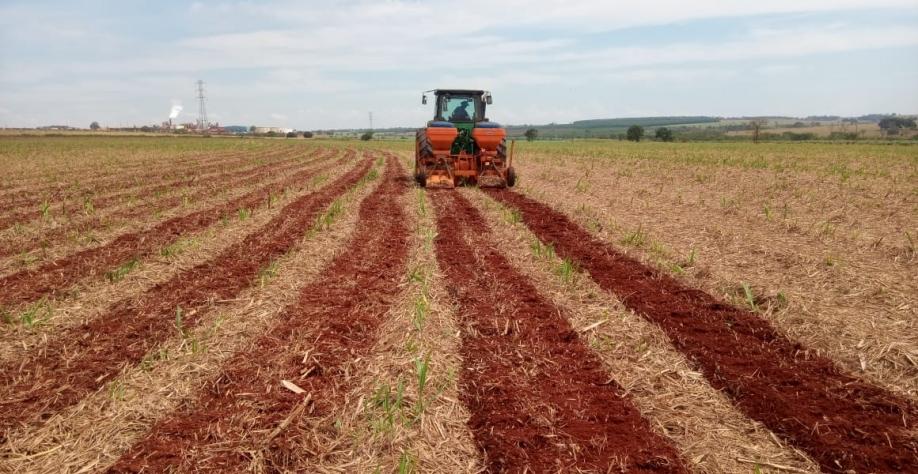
<box><xmin>414</xmin><ymin>89</ymin><xmax>516</xmax><ymax>188</ymax></box>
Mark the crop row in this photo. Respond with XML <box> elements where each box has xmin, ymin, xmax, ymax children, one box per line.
<box><xmin>0</xmin><ymin>148</ymin><xmax>330</xmax><ymax>261</ymax></box>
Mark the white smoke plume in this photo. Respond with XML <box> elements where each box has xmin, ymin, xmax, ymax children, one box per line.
<box><xmin>169</xmin><ymin>102</ymin><xmax>183</xmax><ymax>119</ymax></box>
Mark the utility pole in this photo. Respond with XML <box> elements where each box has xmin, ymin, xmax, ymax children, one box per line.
<box><xmin>196</xmin><ymin>80</ymin><xmax>208</xmax><ymax>130</ymax></box>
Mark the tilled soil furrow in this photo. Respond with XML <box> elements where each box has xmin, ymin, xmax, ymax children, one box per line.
<box><xmin>0</xmin><ymin>156</ymin><xmax>379</xmax><ymax>473</ymax></box>
<box><xmin>0</xmin><ymin>147</ymin><xmax>270</xmax><ymax>213</ymax></box>
<box><xmin>519</xmin><ymin>162</ymin><xmax>917</xmax><ymax>393</ymax></box>
<box><xmin>0</xmin><ymin>155</ymin><xmax>373</xmax><ymax>437</ymax></box>
<box><xmin>0</xmin><ymin>144</ymin><xmax>257</xmax><ymax>195</ymax></box>
<box><xmin>108</xmin><ymin>155</ymin><xmax>410</xmax><ymax>473</ymax></box>
<box><xmin>0</xmin><ymin>148</ymin><xmax>324</xmax><ymax>259</ymax></box>
<box><xmin>0</xmin><ymin>150</ymin><xmax>342</xmax><ymax>362</ymax></box>
<box><xmin>488</xmin><ymin>189</ymin><xmax>917</xmax><ymax>473</ymax></box>
<box><xmin>297</xmin><ymin>179</ymin><xmax>481</xmax><ymax>472</ymax></box>
<box><xmin>464</xmin><ymin>188</ymin><xmax>820</xmax><ymax>472</ymax></box>
<box><xmin>0</xmin><ymin>151</ymin><xmax>344</xmax><ymax>307</ymax></box>
<box><xmin>0</xmin><ymin>147</ymin><xmax>306</xmax><ymax>232</ymax></box>
<box><xmin>429</xmin><ymin>191</ymin><xmax>686</xmax><ymax>473</ymax></box>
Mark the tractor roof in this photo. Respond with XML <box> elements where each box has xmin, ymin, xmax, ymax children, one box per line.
<box><xmin>433</xmin><ymin>89</ymin><xmax>487</xmax><ymax>96</ymax></box>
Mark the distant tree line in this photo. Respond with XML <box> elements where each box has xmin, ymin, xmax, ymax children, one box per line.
<box><xmin>573</xmin><ymin>116</ymin><xmax>719</xmax><ymax>128</ymax></box>
<box><xmin>512</xmin><ymin>113</ymin><xmax>918</xmax><ymax>143</ymax></box>
<box><xmin>878</xmin><ymin>116</ymin><xmax>917</xmax><ymax>136</ymax></box>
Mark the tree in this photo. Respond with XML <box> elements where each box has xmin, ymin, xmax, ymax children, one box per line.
<box><xmin>90</xmin><ymin>121</ymin><xmax>100</xmax><ymax>131</ymax></box>
<box><xmin>524</xmin><ymin>128</ymin><xmax>538</xmax><ymax>141</ymax></box>
<box><xmin>249</xmin><ymin>125</ymin><xmax>256</xmax><ymax>133</ymax></box>
<box><xmin>302</xmin><ymin>131</ymin><xmax>314</xmax><ymax>138</ymax></box>
<box><xmin>842</xmin><ymin>118</ymin><xmax>860</xmax><ymax>138</ymax></box>
<box><xmin>749</xmin><ymin>119</ymin><xmax>767</xmax><ymax>144</ymax></box>
<box><xmin>879</xmin><ymin>116</ymin><xmax>917</xmax><ymax>137</ymax></box>
<box><xmin>626</xmin><ymin>125</ymin><xmax>644</xmax><ymax>142</ymax></box>
<box><xmin>655</xmin><ymin>127</ymin><xmax>674</xmax><ymax>142</ymax></box>
<box><xmin>360</xmin><ymin>131</ymin><xmax>374</xmax><ymax>141</ymax></box>
<box><xmin>286</xmin><ymin>131</ymin><xmax>297</xmax><ymax>138</ymax></box>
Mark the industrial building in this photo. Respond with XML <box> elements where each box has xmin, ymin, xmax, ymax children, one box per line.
<box><xmin>253</xmin><ymin>126</ymin><xmax>294</xmax><ymax>135</ymax></box>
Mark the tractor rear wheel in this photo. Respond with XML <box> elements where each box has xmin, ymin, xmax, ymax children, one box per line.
<box><xmin>416</xmin><ymin>130</ymin><xmax>435</xmax><ymax>159</ymax></box>
<box><xmin>498</xmin><ymin>139</ymin><xmax>516</xmax><ymax>187</ymax></box>
<box><xmin>415</xmin><ymin>130</ymin><xmax>435</xmax><ymax>188</ymax></box>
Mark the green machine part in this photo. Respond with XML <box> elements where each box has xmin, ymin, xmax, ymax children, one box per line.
<box><xmin>450</xmin><ymin>123</ymin><xmax>478</xmax><ymax>155</ymax></box>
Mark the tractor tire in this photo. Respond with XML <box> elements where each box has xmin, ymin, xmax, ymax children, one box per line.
<box><xmin>497</xmin><ymin>138</ymin><xmax>508</xmax><ymax>161</ymax></box>
<box><xmin>416</xmin><ymin>130</ymin><xmax>435</xmax><ymax>159</ymax></box>
<box><xmin>498</xmin><ymin>139</ymin><xmax>516</xmax><ymax>187</ymax></box>
<box><xmin>415</xmin><ymin>130</ymin><xmax>434</xmax><ymax>188</ymax></box>
<box><xmin>415</xmin><ymin>170</ymin><xmax>427</xmax><ymax>187</ymax></box>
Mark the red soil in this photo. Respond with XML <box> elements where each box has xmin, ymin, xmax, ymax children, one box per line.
<box><xmin>488</xmin><ymin>189</ymin><xmax>917</xmax><ymax>473</ymax></box>
<box><xmin>0</xmin><ymin>149</ymin><xmax>329</xmax><ymax>259</ymax></box>
<box><xmin>0</xmin><ymin>150</ymin><xmax>343</xmax><ymax>307</ymax></box>
<box><xmin>0</xmin><ymin>155</ymin><xmax>373</xmax><ymax>437</ymax></box>
<box><xmin>430</xmin><ymin>191</ymin><xmax>686</xmax><ymax>473</ymax></box>
<box><xmin>109</xmin><ymin>155</ymin><xmax>410</xmax><ymax>472</ymax></box>
<box><xmin>0</xmin><ymin>148</ymin><xmax>306</xmax><ymax>231</ymax></box>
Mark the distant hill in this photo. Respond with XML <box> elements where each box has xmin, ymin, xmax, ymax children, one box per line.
<box><xmin>569</xmin><ymin>116</ymin><xmax>719</xmax><ymax>128</ymax></box>
<box><xmin>300</xmin><ymin>113</ymin><xmax>916</xmax><ymax>140</ymax></box>
<box><xmin>503</xmin><ymin>116</ymin><xmax>722</xmax><ymax>139</ymax></box>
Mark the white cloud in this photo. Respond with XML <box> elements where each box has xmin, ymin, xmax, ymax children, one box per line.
<box><xmin>756</xmin><ymin>64</ymin><xmax>800</xmax><ymax>76</ymax></box>
<box><xmin>1</xmin><ymin>0</ymin><xmax>917</xmax><ymax>127</ymax></box>
<box><xmin>10</xmin><ymin>21</ymin><xmax>911</xmax><ymax>85</ymax></box>
<box><xmin>548</xmin><ymin>26</ymin><xmax>918</xmax><ymax>71</ymax></box>
<box><xmin>607</xmin><ymin>68</ymin><xmax>738</xmax><ymax>82</ymax></box>
<box><xmin>190</xmin><ymin>1</ymin><xmax>916</xmax><ymax>34</ymax></box>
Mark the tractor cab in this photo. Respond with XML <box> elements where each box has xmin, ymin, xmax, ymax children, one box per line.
<box><xmin>422</xmin><ymin>90</ymin><xmax>495</xmax><ymax>157</ymax></box>
<box><xmin>423</xmin><ymin>89</ymin><xmax>492</xmax><ymax>125</ymax></box>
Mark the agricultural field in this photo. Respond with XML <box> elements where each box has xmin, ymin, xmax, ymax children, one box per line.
<box><xmin>0</xmin><ymin>135</ymin><xmax>915</xmax><ymax>473</ymax></box>
<box><xmin>725</xmin><ymin>122</ymin><xmax>916</xmax><ymax>140</ymax></box>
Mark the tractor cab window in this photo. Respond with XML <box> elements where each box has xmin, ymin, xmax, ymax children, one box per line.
<box><xmin>442</xmin><ymin>96</ymin><xmax>478</xmax><ymax>122</ymax></box>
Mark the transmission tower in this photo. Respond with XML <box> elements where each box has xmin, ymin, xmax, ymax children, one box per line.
<box><xmin>369</xmin><ymin>111</ymin><xmax>373</xmax><ymax>131</ymax></box>
<box><xmin>196</xmin><ymin>80</ymin><xmax>208</xmax><ymax>130</ymax></box>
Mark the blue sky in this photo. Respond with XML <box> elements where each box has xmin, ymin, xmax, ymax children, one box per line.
<box><xmin>1</xmin><ymin>0</ymin><xmax>917</xmax><ymax>129</ymax></box>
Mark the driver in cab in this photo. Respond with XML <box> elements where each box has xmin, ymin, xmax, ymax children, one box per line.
<box><xmin>449</xmin><ymin>100</ymin><xmax>472</xmax><ymax>122</ymax></box>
